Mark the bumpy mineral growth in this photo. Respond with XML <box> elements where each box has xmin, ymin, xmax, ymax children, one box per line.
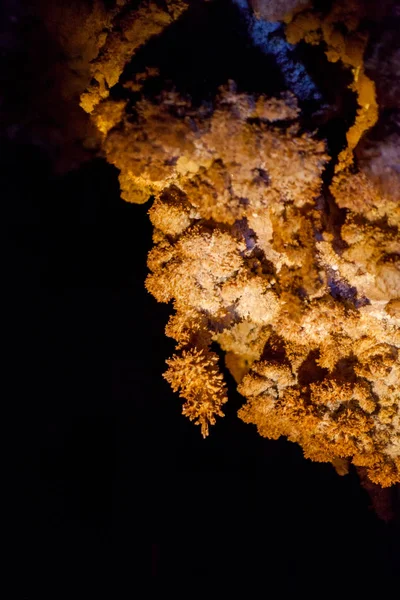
<box><xmin>82</xmin><ymin>0</ymin><xmax>400</xmax><ymax>486</ymax></box>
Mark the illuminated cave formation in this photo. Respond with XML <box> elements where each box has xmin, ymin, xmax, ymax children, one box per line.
<box><xmin>81</xmin><ymin>0</ymin><xmax>399</xmax><ymax>486</ymax></box>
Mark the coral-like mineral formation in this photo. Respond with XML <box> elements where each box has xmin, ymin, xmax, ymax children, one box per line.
<box><xmin>82</xmin><ymin>0</ymin><xmax>400</xmax><ymax>486</ymax></box>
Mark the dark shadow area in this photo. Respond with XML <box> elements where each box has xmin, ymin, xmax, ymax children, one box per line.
<box><xmin>118</xmin><ymin>0</ymin><xmax>286</xmax><ymax>103</ymax></box>
<box><xmin>297</xmin><ymin>349</ymin><xmax>329</xmax><ymax>387</ymax></box>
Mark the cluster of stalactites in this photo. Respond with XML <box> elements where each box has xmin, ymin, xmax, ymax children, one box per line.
<box><xmin>81</xmin><ymin>1</ymin><xmax>400</xmax><ymax>486</ymax></box>
<box><xmin>90</xmin><ymin>82</ymin><xmax>398</xmax><ymax>485</ymax></box>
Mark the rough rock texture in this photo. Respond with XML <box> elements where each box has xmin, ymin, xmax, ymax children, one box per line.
<box><xmin>1</xmin><ymin>0</ymin><xmax>188</xmax><ymax>171</ymax></box>
<box><xmin>80</xmin><ymin>0</ymin><xmax>189</xmax><ymax>113</ymax></box>
<box><xmin>81</xmin><ymin>0</ymin><xmax>399</xmax><ymax>486</ymax></box>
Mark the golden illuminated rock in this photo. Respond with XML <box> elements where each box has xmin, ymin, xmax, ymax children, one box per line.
<box><xmin>285</xmin><ymin>0</ymin><xmax>379</xmax><ymax>173</ymax></box>
<box><xmin>80</xmin><ymin>0</ymin><xmax>189</xmax><ymax>114</ymax></box>
<box><xmin>81</xmin><ymin>0</ymin><xmax>400</xmax><ymax>486</ymax></box>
